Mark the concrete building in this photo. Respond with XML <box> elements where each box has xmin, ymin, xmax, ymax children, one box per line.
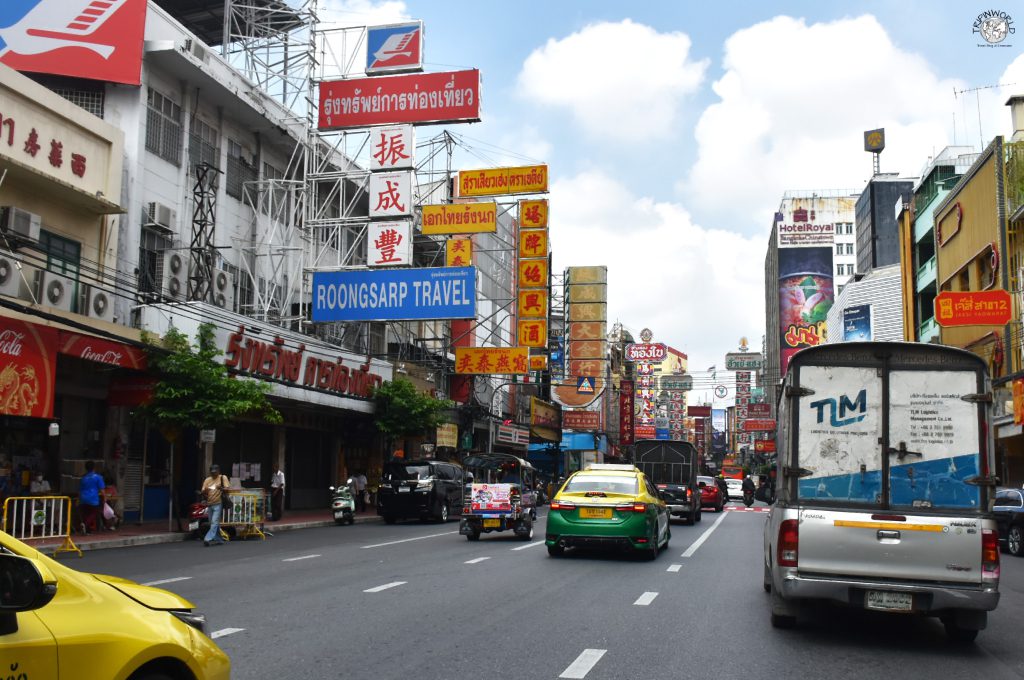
<box><xmin>855</xmin><ymin>174</ymin><xmax>914</xmax><ymax>275</ymax></box>
<box><xmin>825</xmin><ymin>264</ymin><xmax>903</xmax><ymax>343</ymax></box>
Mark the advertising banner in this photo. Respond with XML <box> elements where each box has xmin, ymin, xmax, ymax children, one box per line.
<box><xmin>0</xmin><ymin>317</ymin><xmax>57</xmax><ymax>418</ymax></box>
<box><xmin>748</xmin><ymin>403</ymin><xmax>771</xmax><ymax>418</ymax></box>
<box><xmin>619</xmin><ymin>379</ymin><xmax>634</xmax><ymax>445</ymax></box>
<box><xmin>568</xmin><ymin>359</ymin><xmax>603</xmax><ymax>378</ymax></box>
<box><xmin>755</xmin><ymin>439</ymin><xmax>777</xmax><ymax>453</ymax></box>
<box><xmin>518</xmin><ymin>260</ymin><xmax>548</xmax><ymax>288</ymax></box>
<box><xmin>530</xmin><ymin>397</ymin><xmax>561</xmax><ymax>442</ymax></box>
<box><xmin>319</xmin><ymin>69</ymin><xmax>481</xmax><ymax>130</ymax></box>
<box><xmin>778</xmin><ymin>245</ymin><xmax>833</xmax><ymax>375</ymax></box>
<box><xmin>520</xmin><ymin>199</ymin><xmax>549</xmax><ymax>228</ymax></box>
<box><xmin>842</xmin><ymin>304</ymin><xmax>873</xmax><ymax>341</ymax></box>
<box><xmin>470</xmin><ymin>483</ymin><xmax>512</xmax><ymax>512</ymax></box>
<box><xmin>58</xmin><ymin>331</ymin><xmax>146</xmax><ymax>370</ymax></box>
<box><xmin>446</xmin><ymin>238</ymin><xmax>472</xmax><ymax>267</ymax></box>
<box><xmin>312</xmin><ymin>266</ymin><xmax>476</xmax><ymax>321</ymax></box>
<box><xmin>457</xmin><ymin>165</ymin><xmax>548</xmax><ymax>197</ymax></box>
<box><xmin>369</xmin><ymin>171</ymin><xmax>413</xmax><ymax>218</ymax></box>
<box><xmin>369</xmin><ymin>125</ymin><xmax>414</xmax><ymax>170</ymax></box>
<box><xmin>421</xmin><ymin>202</ymin><xmax>497</xmax><ymax>234</ymax></box>
<box><xmin>454</xmin><ymin>347</ymin><xmax>528</xmax><ymax>375</ymax></box>
<box><xmin>777</xmin><ymin>219</ymin><xmax>836</xmax><ymax>248</ymax></box>
<box><xmin>518</xmin><ymin>228</ymin><xmax>549</xmax><ymax>259</ymax></box>
<box><xmin>368</xmin><ymin>221</ymin><xmax>412</xmax><ymax>266</ymax></box>
<box><xmin>563</xmin><ymin>410</ymin><xmax>601</xmax><ymax>430</ymax></box>
<box><xmin>529</xmin><ymin>355</ymin><xmax>548</xmax><ymax>371</ymax></box>
<box><xmin>0</xmin><ymin>0</ymin><xmax>147</xmax><ymax>86</ymax></box>
<box><xmin>436</xmin><ymin>422</ymin><xmax>458</xmax><ymax>448</ymax></box>
<box><xmin>517</xmin><ymin>289</ymin><xmax>548</xmax><ymax>318</ymax></box>
<box><xmin>743</xmin><ymin>419</ymin><xmax>777</xmax><ymax>432</ymax></box>
<box><xmin>934</xmin><ymin>290</ymin><xmax>1013</xmax><ymax>327</ymax></box>
<box><xmin>635</xmin><ymin>425</ymin><xmax>656</xmax><ymax>439</ymax></box>
<box><xmin>366</xmin><ymin>21</ymin><xmax>423</xmax><ymax>75</ymax></box>
<box><xmin>711</xmin><ymin>409</ymin><xmax>727</xmax><ymax>456</ymax></box>
<box><xmin>568</xmin><ymin>322</ymin><xmax>605</xmax><ymax>341</ymax></box>
<box><xmin>517</xmin><ymin>319</ymin><xmax>547</xmax><ymax>348</ymax></box>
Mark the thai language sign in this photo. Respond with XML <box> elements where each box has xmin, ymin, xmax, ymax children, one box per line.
<box><xmin>625</xmin><ymin>343</ymin><xmax>666</xmax><ymax>362</ymax></box>
<box><xmin>724</xmin><ymin>352</ymin><xmax>762</xmax><ymax>370</ymax></box>
<box><xmin>421</xmin><ymin>202</ymin><xmax>496</xmax><ymax>234</ymax></box>
<box><xmin>743</xmin><ymin>419</ymin><xmax>776</xmax><ymax>432</ymax></box>
<box><xmin>454</xmin><ymin>347</ymin><xmax>528</xmax><ymax>375</ymax></box>
<box><xmin>312</xmin><ymin>267</ymin><xmax>476</xmax><ymax>321</ymax></box>
<box><xmin>318</xmin><ymin>69</ymin><xmax>481</xmax><ymax>129</ymax></box>
<box><xmin>934</xmin><ymin>290</ymin><xmax>1012</xmax><ymax>327</ymax></box>
<box><xmin>457</xmin><ymin>165</ymin><xmax>548</xmax><ymax>197</ymax></box>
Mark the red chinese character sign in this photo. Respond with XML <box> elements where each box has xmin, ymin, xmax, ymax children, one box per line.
<box><xmin>518</xmin><ymin>229</ymin><xmax>548</xmax><ymax>259</ymax></box>
<box><xmin>518</xmin><ymin>320</ymin><xmax>547</xmax><ymax>348</ymax></box>
<box><xmin>0</xmin><ymin>0</ymin><xmax>147</xmax><ymax>86</ymax></box>
<box><xmin>368</xmin><ymin>222</ymin><xmax>412</xmax><ymax>266</ymax></box>
<box><xmin>517</xmin><ymin>289</ymin><xmax>548</xmax><ymax>318</ymax></box>
<box><xmin>519</xmin><ymin>199</ymin><xmax>548</xmax><ymax>228</ymax></box>
<box><xmin>369</xmin><ymin>171</ymin><xmax>412</xmax><ymax>218</ymax></box>
<box><xmin>518</xmin><ymin>260</ymin><xmax>548</xmax><ymax>288</ymax></box>
<box><xmin>446</xmin><ymin>238</ymin><xmax>473</xmax><ymax>267</ymax></box>
<box><xmin>369</xmin><ymin>125</ymin><xmax>414</xmax><ymax>170</ymax></box>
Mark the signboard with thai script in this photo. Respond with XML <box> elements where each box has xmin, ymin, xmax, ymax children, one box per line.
<box><xmin>518</xmin><ymin>228</ymin><xmax>549</xmax><ymax>259</ymax></box>
<box><xmin>421</xmin><ymin>202</ymin><xmax>496</xmax><ymax>234</ymax></box>
<box><xmin>934</xmin><ymin>290</ymin><xmax>1012</xmax><ymax>327</ymax></box>
<box><xmin>529</xmin><ymin>355</ymin><xmax>547</xmax><ymax>371</ymax></box>
<box><xmin>625</xmin><ymin>343</ymin><xmax>667</xmax><ymax>363</ymax></box>
<box><xmin>369</xmin><ymin>171</ymin><xmax>413</xmax><ymax>218</ymax></box>
<box><xmin>0</xmin><ymin>0</ymin><xmax>147</xmax><ymax>85</ymax></box>
<box><xmin>318</xmin><ymin>69</ymin><xmax>481</xmax><ymax>129</ymax></box>
<box><xmin>454</xmin><ymin>347</ymin><xmax>528</xmax><ymax>375</ymax></box>
<box><xmin>724</xmin><ymin>352</ymin><xmax>763</xmax><ymax>370</ymax></box>
<box><xmin>0</xmin><ymin>317</ymin><xmax>56</xmax><ymax>418</ymax></box>
<box><xmin>520</xmin><ymin>199</ymin><xmax>548</xmax><ymax>228</ymax></box>
<box><xmin>564</xmin><ymin>410</ymin><xmax>600</xmax><ymax>430</ymax></box>
<box><xmin>743</xmin><ymin>419</ymin><xmax>777</xmax><ymax>432</ymax></box>
<box><xmin>446</xmin><ymin>238</ymin><xmax>472</xmax><ymax>267</ymax></box>
<box><xmin>457</xmin><ymin>165</ymin><xmax>548</xmax><ymax>197</ymax></box>
<box><xmin>366</xmin><ymin>21</ymin><xmax>423</xmax><ymax>75</ymax></box>
<box><xmin>369</xmin><ymin>125</ymin><xmax>414</xmax><ymax>170</ymax></box>
<box><xmin>368</xmin><ymin>221</ymin><xmax>412</xmax><ymax>266</ymax></box>
<box><xmin>312</xmin><ymin>267</ymin><xmax>476</xmax><ymax>321</ymax></box>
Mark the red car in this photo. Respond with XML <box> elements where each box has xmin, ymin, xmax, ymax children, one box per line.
<box><xmin>697</xmin><ymin>475</ymin><xmax>725</xmax><ymax>513</ymax></box>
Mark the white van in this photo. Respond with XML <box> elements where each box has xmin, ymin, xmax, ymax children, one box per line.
<box><xmin>763</xmin><ymin>343</ymin><xmax>1000</xmax><ymax>642</ymax></box>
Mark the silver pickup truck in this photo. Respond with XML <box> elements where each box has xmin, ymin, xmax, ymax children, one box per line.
<box><xmin>763</xmin><ymin>343</ymin><xmax>1000</xmax><ymax>642</ymax></box>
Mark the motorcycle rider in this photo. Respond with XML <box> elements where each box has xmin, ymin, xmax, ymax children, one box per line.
<box><xmin>741</xmin><ymin>474</ymin><xmax>756</xmax><ymax>504</ymax></box>
<box><xmin>715</xmin><ymin>474</ymin><xmax>729</xmax><ymax>502</ymax></box>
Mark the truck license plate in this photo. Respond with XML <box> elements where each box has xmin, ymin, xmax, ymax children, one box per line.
<box><xmin>865</xmin><ymin>590</ymin><xmax>912</xmax><ymax>612</ymax></box>
<box><xmin>398</xmin><ymin>487</ymin><xmax>410</xmax><ymax>493</ymax></box>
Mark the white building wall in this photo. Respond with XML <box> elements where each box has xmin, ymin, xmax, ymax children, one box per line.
<box><xmin>825</xmin><ymin>264</ymin><xmax>903</xmax><ymax>343</ymax></box>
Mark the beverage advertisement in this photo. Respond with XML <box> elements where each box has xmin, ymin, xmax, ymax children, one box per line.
<box><xmin>778</xmin><ymin>246</ymin><xmax>833</xmax><ymax>375</ymax></box>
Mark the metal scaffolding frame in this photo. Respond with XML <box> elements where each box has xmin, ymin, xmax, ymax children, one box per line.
<box><xmin>188</xmin><ymin>162</ymin><xmax>221</xmax><ymax>303</ymax></box>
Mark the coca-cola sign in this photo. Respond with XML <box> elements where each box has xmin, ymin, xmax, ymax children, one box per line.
<box><xmin>0</xmin><ymin>317</ymin><xmax>57</xmax><ymax>418</ymax></box>
<box><xmin>59</xmin><ymin>332</ymin><xmax>147</xmax><ymax>370</ymax></box>
<box><xmin>0</xmin><ymin>329</ymin><xmax>25</xmax><ymax>357</ymax></box>
<box><xmin>624</xmin><ymin>343</ymin><xmax>667</xmax><ymax>363</ymax></box>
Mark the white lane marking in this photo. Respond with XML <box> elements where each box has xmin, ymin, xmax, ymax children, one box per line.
<box><xmin>667</xmin><ymin>564</ymin><xmax>682</xmax><ymax>573</ymax></box>
<box><xmin>465</xmin><ymin>557</ymin><xmax>491</xmax><ymax>564</ymax></box>
<box><xmin>633</xmin><ymin>591</ymin><xmax>659</xmax><ymax>606</ymax></box>
<box><xmin>363</xmin><ymin>581</ymin><xmax>407</xmax><ymax>593</ymax></box>
<box><xmin>360</xmin><ymin>531</ymin><xmax>458</xmax><ymax>549</ymax></box>
<box><xmin>682</xmin><ymin>510</ymin><xmax>730</xmax><ymax>558</ymax></box>
<box><xmin>559</xmin><ymin>649</ymin><xmax>607</xmax><ymax>679</ymax></box>
<box><xmin>210</xmin><ymin>628</ymin><xmax>245</xmax><ymax>639</ymax></box>
<box><xmin>141</xmin><ymin>576</ymin><xmax>192</xmax><ymax>587</ymax></box>
<box><xmin>282</xmin><ymin>554</ymin><xmax>321</xmax><ymax>562</ymax></box>
<box><xmin>510</xmin><ymin>541</ymin><xmax>544</xmax><ymax>551</ymax></box>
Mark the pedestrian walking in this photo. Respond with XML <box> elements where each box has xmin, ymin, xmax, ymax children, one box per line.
<box><xmin>270</xmin><ymin>463</ymin><xmax>285</xmax><ymax>521</ymax></box>
<box><xmin>354</xmin><ymin>471</ymin><xmax>367</xmax><ymax>512</ymax></box>
<box><xmin>201</xmin><ymin>464</ymin><xmax>231</xmax><ymax>546</ymax></box>
<box><xmin>78</xmin><ymin>461</ymin><xmax>105</xmax><ymax>534</ymax></box>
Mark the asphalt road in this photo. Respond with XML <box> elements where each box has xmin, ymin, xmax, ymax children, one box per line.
<box><xmin>76</xmin><ymin>502</ymin><xmax>1024</xmax><ymax>680</ymax></box>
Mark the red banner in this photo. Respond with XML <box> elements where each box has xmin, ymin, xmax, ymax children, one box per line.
<box><xmin>687</xmin><ymin>405</ymin><xmax>711</xmax><ymax>418</ymax></box>
<box><xmin>755</xmin><ymin>440</ymin><xmax>777</xmax><ymax>453</ymax></box>
<box><xmin>0</xmin><ymin>0</ymin><xmax>147</xmax><ymax>86</ymax></box>
<box><xmin>0</xmin><ymin>317</ymin><xmax>57</xmax><ymax>418</ymax></box>
<box><xmin>563</xmin><ymin>410</ymin><xmax>600</xmax><ymax>430</ymax></box>
<box><xmin>634</xmin><ymin>425</ymin><xmax>656</xmax><ymax>440</ymax></box>
<box><xmin>619</xmin><ymin>380</ymin><xmax>634</xmax><ymax>445</ymax></box>
<box><xmin>934</xmin><ymin>290</ymin><xmax>1013</xmax><ymax>327</ymax></box>
<box><xmin>318</xmin><ymin>69</ymin><xmax>481</xmax><ymax>130</ymax></box>
<box><xmin>59</xmin><ymin>331</ymin><xmax>147</xmax><ymax>370</ymax></box>
<box><xmin>743</xmin><ymin>419</ymin><xmax>777</xmax><ymax>432</ymax></box>
<box><xmin>748</xmin><ymin>403</ymin><xmax>771</xmax><ymax>418</ymax></box>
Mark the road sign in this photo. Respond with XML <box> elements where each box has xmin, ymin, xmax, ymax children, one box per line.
<box><xmin>725</xmin><ymin>352</ymin><xmax>763</xmax><ymax>370</ymax></box>
<box><xmin>934</xmin><ymin>290</ymin><xmax>1012</xmax><ymax>327</ymax></box>
<box><xmin>576</xmin><ymin>376</ymin><xmax>596</xmax><ymax>394</ymax></box>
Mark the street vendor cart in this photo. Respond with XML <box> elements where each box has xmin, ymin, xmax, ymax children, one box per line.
<box><xmin>459</xmin><ymin>453</ymin><xmax>537</xmax><ymax>541</ymax></box>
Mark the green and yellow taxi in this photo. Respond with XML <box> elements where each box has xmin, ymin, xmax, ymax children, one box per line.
<box><xmin>545</xmin><ymin>464</ymin><xmax>670</xmax><ymax>559</ymax></box>
<box><xmin>0</xmin><ymin>530</ymin><xmax>230</xmax><ymax>680</ymax></box>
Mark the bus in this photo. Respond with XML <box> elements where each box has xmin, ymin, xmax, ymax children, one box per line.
<box><xmin>720</xmin><ymin>464</ymin><xmax>744</xmax><ymax>480</ymax></box>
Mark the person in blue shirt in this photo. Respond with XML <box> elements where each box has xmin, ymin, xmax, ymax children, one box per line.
<box><xmin>79</xmin><ymin>460</ymin><xmax>105</xmax><ymax>534</ymax></box>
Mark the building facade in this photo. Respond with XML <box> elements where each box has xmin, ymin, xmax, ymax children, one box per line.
<box><xmin>855</xmin><ymin>174</ymin><xmax>914</xmax><ymax>275</ymax></box>
<box><xmin>825</xmin><ymin>264</ymin><xmax>903</xmax><ymax>343</ymax></box>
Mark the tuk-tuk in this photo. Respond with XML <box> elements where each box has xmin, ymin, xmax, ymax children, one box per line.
<box><xmin>459</xmin><ymin>453</ymin><xmax>537</xmax><ymax>541</ymax></box>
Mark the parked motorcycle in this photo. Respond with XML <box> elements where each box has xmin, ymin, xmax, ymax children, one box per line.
<box><xmin>330</xmin><ymin>481</ymin><xmax>356</xmax><ymax>525</ymax></box>
<box><xmin>186</xmin><ymin>496</ymin><xmax>209</xmax><ymax>539</ymax></box>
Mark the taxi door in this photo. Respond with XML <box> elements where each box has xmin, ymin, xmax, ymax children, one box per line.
<box><xmin>0</xmin><ymin>611</ymin><xmax>58</xmax><ymax>679</ymax></box>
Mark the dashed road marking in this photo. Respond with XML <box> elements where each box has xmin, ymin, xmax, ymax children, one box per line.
<box><xmin>282</xmin><ymin>554</ymin><xmax>321</xmax><ymax>562</ymax></box>
<box><xmin>633</xmin><ymin>591</ymin><xmax>659</xmax><ymax>606</ymax></box>
<box><xmin>667</xmin><ymin>564</ymin><xmax>682</xmax><ymax>573</ymax></box>
<box><xmin>510</xmin><ymin>541</ymin><xmax>544</xmax><ymax>551</ymax></box>
<box><xmin>360</xmin><ymin>531</ymin><xmax>458</xmax><ymax>549</ymax></box>
<box><xmin>141</xmin><ymin>576</ymin><xmax>192</xmax><ymax>586</ymax></box>
<box><xmin>682</xmin><ymin>510</ymin><xmax>730</xmax><ymax>558</ymax></box>
<box><xmin>210</xmin><ymin>628</ymin><xmax>245</xmax><ymax>639</ymax></box>
<box><xmin>559</xmin><ymin>649</ymin><xmax>607</xmax><ymax>679</ymax></box>
<box><xmin>363</xmin><ymin>581</ymin><xmax>407</xmax><ymax>593</ymax></box>
<box><xmin>465</xmin><ymin>557</ymin><xmax>491</xmax><ymax>564</ymax></box>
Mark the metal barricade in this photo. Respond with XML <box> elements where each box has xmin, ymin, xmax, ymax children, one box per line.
<box><xmin>219</xmin><ymin>490</ymin><xmax>268</xmax><ymax>540</ymax></box>
<box><xmin>2</xmin><ymin>496</ymin><xmax>82</xmax><ymax>557</ymax></box>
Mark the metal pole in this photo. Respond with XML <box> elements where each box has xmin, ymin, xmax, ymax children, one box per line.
<box><xmin>167</xmin><ymin>440</ymin><xmax>173</xmax><ymax>533</ymax></box>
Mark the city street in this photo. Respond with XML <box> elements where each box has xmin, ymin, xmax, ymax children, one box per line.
<box><xmin>75</xmin><ymin>505</ymin><xmax>1024</xmax><ymax>680</ymax></box>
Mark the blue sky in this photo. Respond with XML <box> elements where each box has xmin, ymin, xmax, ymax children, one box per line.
<box><xmin>326</xmin><ymin>1</ymin><xmax>1023</xmax><ymax>400</ymax></box>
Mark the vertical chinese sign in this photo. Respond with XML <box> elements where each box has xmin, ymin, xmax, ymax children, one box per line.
<box><xmin>368</xmin><ymin>125</ymin><xmax>414</xmax><ymax>267</ymax></box>
<box><xmin>619</xmin><ymin>379</ymin><xmax>635</xmax><ymax>445</ymax></box>
<box><xmin>565</xmin><ymin>266</ymin><xmax>607</xmax><ymax>380</ymax></box>
<box><xmin>517</xmin><ymin>199</ymin><xmax>549</xmax><ymax>352</ymax></box>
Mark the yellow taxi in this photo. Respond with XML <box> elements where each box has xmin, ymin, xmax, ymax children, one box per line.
<box><xmin>0</xmin><ymin>530</ymin><xmax>230</xmax><ymax>680</ymax></box>
<box><xmin>546</xmin><ymin>464</ymin><xmax>670</xmax><ymax>558</ymax></box>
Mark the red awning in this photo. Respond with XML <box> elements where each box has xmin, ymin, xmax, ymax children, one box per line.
<box><xmin>58</xmin><ymin>331</ymin><xmax>147</xmax><ymax>370</ymax></box>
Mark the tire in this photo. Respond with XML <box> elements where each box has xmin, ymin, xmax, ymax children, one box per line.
<box><xmin>1009</xmin><ymin>526</ymin><xmax>1023</xmax><ymax>556</ymax></box>
<box><xmin>944</xmin><ymin>620</ymin><xmax>979</xmax><ymax>643</ymax></box>
<box><xmin>763</xmin><ymin>560</ymin><xmax>772</xmax><ymax>593</ymax></box>
<box><xmin>466</xmin><ymin>529</ymin><xmax>480</xmax><ymax>541</ymax></box>
<box><xmin>346</xmin><ymin>514</ymin><xmax>355</xmax><ymax>525</ymax></box>
<box><xmin>334</xmin><ymin>517</ymin><xmax>346</xmax><ymax>525</ymax></box>
<box><xmin>695</xmin><ymin>508</ymin><xmax>703</xmax><ymax>522</ymax></box>
<box><xmin>383</xmin><ymin>515</ymin><xmax>397</xmax><ymax>525</ymax></box>
<box><xmin>547</xmin><ymin>543</ymin><xmax>564</xmax><ymax>557</ymax></box>
<box><xmin>663</xmin><ymin>526</ymin><xmax>671</xmax><ymax>550</ymax></box>
<box><xmin>643</xmin><ymin>528</ymin><xmax>659</xmax><ymax>561</ymax></box>
<box><xmin>519</xmin><ymin>522</ymin><xmax>534</xmax><ymax>541</ymax></box>
<box><xmin>437</xmin><ymin>502</ymin><xmax>449</xmax><ymax>523</ymax></box>
<box><xmin>686</xmin><ymin>510</ymin><xmax>696</xmax><ymax>526</ymax></box>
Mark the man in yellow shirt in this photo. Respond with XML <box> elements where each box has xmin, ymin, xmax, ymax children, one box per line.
<box><xmin>201</xmin><ymin>464</ymin><xmax>231</xmax><ymax>546</ymax></box>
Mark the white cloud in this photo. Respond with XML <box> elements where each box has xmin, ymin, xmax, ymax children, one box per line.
<box><xmin>682</xmin><ymin>15</ymin><xmax>973</xmax><ymax>232</ymax></box>
<box><xmin>517</xmin><ymin>20</ymin><xmax>708</xmax><ymax>142</ymax></box>
<box><xmin>552</xmin><ymin>170</ymin><xmax>764</xmax><ymax>379</ymax></box>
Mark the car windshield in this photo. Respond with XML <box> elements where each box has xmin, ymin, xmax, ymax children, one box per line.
<box><xmin>563</xmin><ymin>475</ymin><xmax>638</xmax><ymax>495</ymax></box>
<box><xmin>384</xmin><ymin>464</ymin><xmax>431</xmax><ymax>481</ymax></box>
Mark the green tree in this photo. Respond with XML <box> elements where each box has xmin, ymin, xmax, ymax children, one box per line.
<box><xmin>137</xmin><ymin>323</ymin><xmax>281</xmax><ymax>437</ymax></box>
<box><xmin>372</xmin><ymin>378</ymin><xmax>453</xmax><ymax>448</ymax></box>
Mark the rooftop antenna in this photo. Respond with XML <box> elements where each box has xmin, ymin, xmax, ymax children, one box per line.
<box><xmin>954</xmin><ymin>82</ymin><xmax>1017</xmax><ymax>150</ymax></box>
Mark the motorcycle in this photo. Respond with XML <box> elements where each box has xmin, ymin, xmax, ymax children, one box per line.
<box><xmin>186</xmin><ymin>496</ymin><xmax>209</xmax><ymax>539</ymax></box>
<box><xmin>742</xmin><ymin>489</ymin><xmax>755</xmax><ymax>507</ymax></box>
<box><xmin>329</xmin><ymin>481</ymin><xmax>356</xmax><ymax>525</ymax></box>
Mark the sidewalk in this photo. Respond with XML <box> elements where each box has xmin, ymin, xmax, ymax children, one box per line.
<box><xmin>25</xmin><ymin>508</ymin><xmax>383</xmax><ymax>556</ymax></box>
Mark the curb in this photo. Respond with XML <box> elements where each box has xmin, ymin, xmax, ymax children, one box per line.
<box><xmin>35</xmin><ymin>515</ymin><xmax>384</xmax><ymax>556</ymax></box>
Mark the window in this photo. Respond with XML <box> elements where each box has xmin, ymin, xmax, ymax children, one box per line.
<box><xmin>189</xmin><ymin>118</ymin><xmax>220</xmax><ymax>178</ymax></box>
<box><xmin>39</xmin><ymin>230</ymin><xmax>81</xmax><ymax>311</ymax></box>
<box><xmin>846</xmin><ymin>243</ymin><xmax>854</xmax><ymax>255</ymax></box>
<box><xmin>138</xmin><ymin>227</ymin><xmax>170</xmax><ymax>298</ymax></box>
<box><xmin>145</xmin><ymin>89</ymin><xmax>182</xmax><ymax>166</ymax></box>
<box><xmin>836</xmin><ymin>244</ymin><xmax>843</xmax><ymax>255</ymax></box>
<box><xmin>226</xmin><ymin>139</ymin><xmax>257</xmax><ymax>200</ymax></box>
<box><xmin>959</xmin><ymin>268</ymin><xmax>970</xmax><ymax>291</ymax></box>
<box><xmin>837</xmin><ymin>264</ymin><xmax>846</xmax><ymax>276</ymax></box>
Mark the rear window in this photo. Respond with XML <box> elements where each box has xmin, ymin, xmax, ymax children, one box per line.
<box><xmin>697</xmin><ymin>476</ymin><xmax>714</xmax><ymax>486</ymax></box>
<box><xmin>563</xmin><ymin>474</ymin><xmax>638</xmax><ymax>495</ymax></box>
<box><xmin>384</xmin><ymin>464</ymin><xmax>431</xmax><ymax>481</ymax></box>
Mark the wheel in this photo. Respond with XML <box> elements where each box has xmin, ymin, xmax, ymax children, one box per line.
<box><xmin>717</xmin><ymin>500</ymin><xmax>724</xmax><ymax>513</ymax></box>
<box><xmin>334</xmin><ymin>517</ymin><xmax>346</xmax><ymax>525</ymax></box>
<box><xmin>686</xmin><ymin>510</ymin><xmax>696</xmax><ymax>526</ymax></box>
<box><xmin>383</xmin><ymin>515</ymin><xmax>397</xmax><ymax>525</ymax></box>
<box><xmin>547</xmin><ymin>543</ymin><xmax>564</xmax><ymax>557</ymax></box>
<box><xmin>695</xmin><ymin>508</ymin><xmax>703</xmax><ymax>522</ymax></box>
<box><xmin>643</xmin><ymin>528</ymin><xmax>659</xmax><ymax>561</ymax></box>
<box><xmin>943</xmin><ymin>620</ymin><xmax>979</xmax><ymax>643</ymax></box>
<box><xmin>466</xmin><ymin>529</ymin><xmax>480</xmax><ymax>541</ymax></box>
<box><xmin>437</xmin><ymin>502</ymin><xmax>449</xmax><ymax>523</ymax></box>
<box><xmin>763</xmin><ymin>560</ymin><xmax>772</xmax><ymax>593</ymax></box>
<box><xmin>519</xmin><ymin>522</ymin><xmax>534</xmax><ymax>540</ymax></box>
<box><xmin>663</xmin><ymin>526</ymin><xmax>671</xmax><ymax>549</ymax></box>
<box><xmin>346</xmin><ymin>514</ymin><xmax>355</xmax><ymax>525</ymax></box>
<box><xmin>1009</xmin><ymin>526</ymin><xmax>1023</xmax><ymax>556</ymax></box>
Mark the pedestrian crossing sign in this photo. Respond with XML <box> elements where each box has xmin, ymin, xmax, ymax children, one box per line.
<box><xmin>577</xmin><ymin>376</ymin><xmax>596</xmax><ymax>394</ymax></box>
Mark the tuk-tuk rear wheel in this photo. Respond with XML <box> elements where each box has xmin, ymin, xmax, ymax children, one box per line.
<box><xmin>466</xmin><ymin>530</ymin><xmax>480</xmax><ymax>541</ymax></box>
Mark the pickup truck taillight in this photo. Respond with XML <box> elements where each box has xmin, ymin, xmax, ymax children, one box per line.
<box><xmin>982</xmin><ymin>528</ymin><xmax>1000</xmax><ymax>583</ymax></box>
<box><xmin>777</xmin><ymin>519</ymin><xmax>799</xmax><ymax>568</ymax></box>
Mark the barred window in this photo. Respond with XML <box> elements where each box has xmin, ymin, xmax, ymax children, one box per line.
<box><xmin>139</xmin><ymin>227</ymin><xmax>170</xmax><ymax>298</ymax></box>
<box><xmin>226</xmin><ymin>139</ymin><xmax>257</xmax><ymax>200</ymax></box>
<box><xmin>145</xmin><ymin>89</ymin><xmax>182</xmax><ymax>166</ymax></box>
<box><xmin>189</xmin><ymin>118</ymin><xmax>220</xmax><ymax>178</ymax></box>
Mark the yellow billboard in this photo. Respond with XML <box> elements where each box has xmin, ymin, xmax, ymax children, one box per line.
<box><xmin>520</xmin><ymin>199</ymin><xmax>549</xmax><ymax>228</ymax></box>
<box><xmin>458</xmin><ymin>165</ymin><xmax>548</xmax><ymax>197</ymax></box>
<box><xmin>518</xmin><ymin>228</ymin><xmax>549</xmax><ymax>259</ymax></box>
<box><xmin>454</xmin><ymin>347</ymin><xmax>529</xmax><ymax>375</ymax></box>
<box><xmin>421</xmin><ymin>202</ymin><xmax>497</xmax><ymax>234</ymax></box>
<box><xmin>518</xmin><ymin>319</ymin><xmax>547</xmax><ymax>348</ymax></box>
<box><xmin>446</xmin><ymin>237</ymin><xmax>473</xmax><ymax>267</ymax></box>
<box><xmin>518</xmin><ymin>289</ymin><xmax>549</xmax><ymax>318</ymax></box>
<box><xmin>518</xmin><ymin>259</ymin><xmax>548</xmax><ymax>288</ymax></box>
<box><xmin>529</xmin><ymin>355</ymin><xmax>548</xmax><ymax>371</ymax></box>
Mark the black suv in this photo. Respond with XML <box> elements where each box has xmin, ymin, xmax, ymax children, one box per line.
<box><xmin>377</xmin><ymin>460</ymin><xmax>464</xmax><ymax>524</ymax></box>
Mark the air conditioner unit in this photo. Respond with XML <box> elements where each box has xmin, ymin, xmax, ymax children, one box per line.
<box><xmin>145</xmin><ymin>202</ymin><xmax>176</xmax><ymax>233</ymax></box>
<box><xmin>0</xmin><ymin>207</ymin><xmax>41</xmax><ymax>242</ymax></box>
<box><xmin>0</xmin><ymin>249</ymin><xmax>35</xmax><ymax>300</ymax></box>
<box><xmin>213</xmin><ymin>268</ymin><xmax>235</xmax><ymax>311</ymax></box>
<box><xmin>82</xmin><ymin>284</ymin><xmax>114</xmax><ymax>323</ymax></box>
<box><xmin>184</xmin><ymin>39</ymin><xmax>208</xmax><ymax>64</ymax></box>
<box><xmin>161</xmin><ymin>250</ymin><xmax>187</xmax><ymax>300</ymax></box>
<box><xmin>36</xmin><ymin>270</ymin><xmax>76</xmax><ymax>312</ymax></box>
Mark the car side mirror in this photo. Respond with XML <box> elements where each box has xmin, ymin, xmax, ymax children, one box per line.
<box><xmin>0</xmin><ymin>555</ymin><xmax>57</xmax><ymax>635</ymax></box>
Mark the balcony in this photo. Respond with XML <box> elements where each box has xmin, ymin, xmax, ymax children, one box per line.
<box><xmin>918</xmin><ymin>316</ymin><xmax>939</xmax><ymax>343</ymax></box>
<box><xmin>915</xmin><ymin>256</ymin><xmax>936</xmax><ymax>290</ymax></box>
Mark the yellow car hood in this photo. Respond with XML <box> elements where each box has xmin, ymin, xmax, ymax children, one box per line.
<box><xmin>92</xmin><ymin>574</ymin><xmax>196</xmax><ymax>611</ymax></box>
